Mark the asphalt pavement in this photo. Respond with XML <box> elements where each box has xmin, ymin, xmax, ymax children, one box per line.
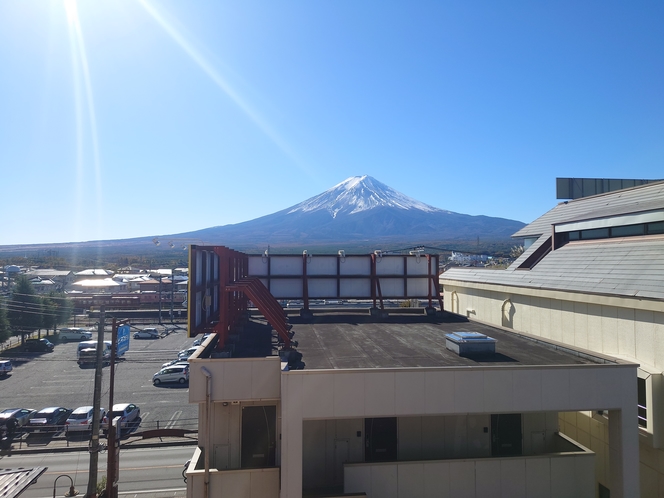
<box><xmin>0</xmin><ymin>324</ymin><xmax>200</xmax><ymax>452</ymax></box>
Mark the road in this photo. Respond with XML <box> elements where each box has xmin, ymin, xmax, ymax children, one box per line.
<box><xmin>0</xmin><ymin>445</ymin><xmax>192</xmax><ymax>497</ymax></box>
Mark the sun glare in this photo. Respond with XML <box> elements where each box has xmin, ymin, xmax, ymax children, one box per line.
<box><xmin>64</xmin><ymin>0</ymin><xmax>104</xmax><ymax>251</ymax></box>
<box><xmin>137</xmin><ymin>0</ymin><xmax>309</xmax><ymax>175</ymax></box>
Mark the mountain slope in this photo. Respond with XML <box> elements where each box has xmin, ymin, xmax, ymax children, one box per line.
<box><xmin>0</xmin><ymin>176</ymin><xmax>525</xmax><ymax>256</ymax></box>
<box><xmin>180</xmin><ymin>175</ymin><xmax>524</xmax><ymax>247</ymax></box>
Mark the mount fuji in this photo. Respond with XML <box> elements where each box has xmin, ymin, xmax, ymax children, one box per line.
<box><xmin>177</xmin><ymin>176</ymin><xmax>525</xmax><ymax>250</ymax></box>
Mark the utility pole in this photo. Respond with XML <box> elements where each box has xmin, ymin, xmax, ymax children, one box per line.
<box><xmin>170</xmin><ymin>269</ymin><xmax>174</xmax><ymax>324</ymax></box>
<box><xmin>86</xmin><ymin>306</ymin><xmax>105</xmax><ymax>498</ymax></box>
<box><xmin>157</xmin><ymin>274</ymin><xmax>163</xmax><ymax>325</ymax></box>
<box><xmin>106</xmin><ymin>318</ymin><xmax>127</xmax><ymax>498</ymax></box>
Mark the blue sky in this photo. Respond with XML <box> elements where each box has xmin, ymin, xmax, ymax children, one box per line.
<box><xmin>1</xmin><ymin>0</ymin><xmax>662</xmax><ymax>245</ymax></box>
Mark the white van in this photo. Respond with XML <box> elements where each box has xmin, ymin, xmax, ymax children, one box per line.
<box><xmin>77</xmin><ymin>340</ymin><xmax>112</xmax><ymax>359</ymax></box>
<box><xmin>59</xmin><ymin>327</ymin><xmax>93</xmax><ymax>342</ymax></box>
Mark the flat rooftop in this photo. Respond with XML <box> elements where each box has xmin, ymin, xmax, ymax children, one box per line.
<box><xmin>283</xmin><ymin>310</ymin><xmax>608</xmax><ymax>370</ymax></box>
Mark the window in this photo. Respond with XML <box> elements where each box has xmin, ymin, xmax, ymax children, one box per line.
<box><xmin>611</xmin><ymin>224</ymin><xmax>645</xmax><ymax>237</ymax></box>
<box><xmin>638</xmin><ymin>377</ymin><xmax>647</xmax><ymax>429</ymax></box>
<box><xmin>647</xmin><ymin>221</ymin><xmax>664</xmax><ymax>234</ymax></box>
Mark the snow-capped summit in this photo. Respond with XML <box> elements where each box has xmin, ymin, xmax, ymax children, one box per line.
<box><xmin>158</xmin><ymin>175</ymin><xmax>526</xmax><ymax>250</ymax></box>
<box><xmin>288</xmin><ymin>176</ymin><xmax>443</xmax><ymax>218</ymax></box>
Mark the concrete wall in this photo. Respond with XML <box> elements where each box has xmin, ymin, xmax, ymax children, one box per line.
<box><xmin>344</xmin><ymin>451</ymin><xmax>595</xmax><ymax>498</ymax></box>
<box><xmin>187</xmin><ymin>447</ymin><xmax>280</xmax><ymax>498</ymax></box>
<box><xmin>280</xmin><ymin>364</ymin><xmax>638</xmax><ymax>498</ymax></box>
<box><xmin>441</xmin><ymin>280</ymin><xmax>660</xmax><ymax>497</ymax></box>
<box><xmin>189</xmin><ymin>356</ymin><xmax>281</xmax><ymax>403</ymax></box>
<box><xmin>302</xmin><ymin>412</ymin><xmax>562</xmax><ymax>491</ymax></box>
<box><xmin>197</xmin><ymin>400</ymin><xmax>281</xmax><ymax>471</ymax></box>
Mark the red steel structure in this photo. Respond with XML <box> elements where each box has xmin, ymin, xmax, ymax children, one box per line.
<box><xmin>188</xmin><ymin>246</ymin><xmax>291</xmax><ymax>348</ymax></box>
<box><xmin>189</xmin><ymin>246</ymin><xmax>443</xmax><ymax>350</ymax></box>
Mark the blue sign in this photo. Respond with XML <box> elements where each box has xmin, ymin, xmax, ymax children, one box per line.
<box><xmin>117</xmin><ymin>325</ymin><xmax>130</xmax><ymax>356</ymax></box>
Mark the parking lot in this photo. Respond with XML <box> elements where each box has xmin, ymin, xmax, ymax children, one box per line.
<box><xmin>0</xmin><ymin>324</ymin><xmax>199</xmax><ymax>440</ymax></box>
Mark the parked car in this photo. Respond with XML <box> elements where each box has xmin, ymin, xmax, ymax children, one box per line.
<box><xmin>0</xmin><ymin>408</ymin><xmax>35</xmax><ymax>429</ymax></box>
<box><xmin>0</xmin><ymin>359</ymin><xmax>12</xmax><ymax>377</ymax></box>
<box><xmin>192</xmin><ymin>334</ymin><xmax>210</xmax><ymax>346</ymax></box>
<box><xmin>24</xmin><ymin>338</ymin><xmax>54</xmax><ymax>352</ymax></box>
<box><xmin>102</xmin><ymin>403</ymin><xmax>140</xmax><ymax>430</ymax></box>
<box><xmin>26</xmin><ymin>407</ymin><xmax>72</xmax><ymax>432</ymax></box>
<box><xmin>178</xmin><ymin>347</ymin><xmax>198</xmax><ymax>360</ymax></box>
<box><xmin>66</xmin><ymin>406</ymin><xmax>106</xmax><ymax>432</ymax></box>
<box><xmin>153</xmin><ymin>365</ymin><xmax>189</xmax><ymax>385</ymax></box>
<box><xmin>59</xmin><ymin>328</ymin><xmax>93</xmax><ymax>341</ymax></box>
<box><xmin>162</xmin><ymin>359</ymin><xmax>189</xmax><ymax>369</ymax></box>
<box><xmin>134</xmin><ymin>328</ymin><xmax>160</xmax><ymax>339</ymax></box>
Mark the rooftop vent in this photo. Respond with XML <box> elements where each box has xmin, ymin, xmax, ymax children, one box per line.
<box><xmin>445</xmin><ymin>332</ymin><xmax>496</xmax><ymax>357</ymax></box>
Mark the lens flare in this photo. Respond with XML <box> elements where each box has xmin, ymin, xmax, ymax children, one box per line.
<box><xmin>137</xmin><ymin>0</ymin><xmax>309</xmax><ymax>174</ymax></box>
<box><xmin>64</xmin><ymin>0</ymin><xmax>103</xmax><ymax>258</ymax></box>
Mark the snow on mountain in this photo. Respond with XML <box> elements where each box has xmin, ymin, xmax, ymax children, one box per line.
<box><xmin>288</xmin><ymin>176</ymin><xmax>446</xmax><ymax>218</ymax></box>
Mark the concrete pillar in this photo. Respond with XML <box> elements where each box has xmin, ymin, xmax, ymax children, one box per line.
<box><xmin>280</xmin><ymin>377</ymin><xmax>303</xmax><ymax>498</ymax></box>
<box><xmin>608</xmin><ymin>407</ymin><xmax>640</xmax><ymax>498</ymax></box>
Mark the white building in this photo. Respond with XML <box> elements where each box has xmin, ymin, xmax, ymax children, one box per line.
<box><xmin>184</xmin><ymin>310</ymin><xmax>639</xmax><ymax>498</ymax></box>
<box><xmin>441</xmin><ymin>180</ymin><xmax>664</xmax><ymax>497</ymax></box>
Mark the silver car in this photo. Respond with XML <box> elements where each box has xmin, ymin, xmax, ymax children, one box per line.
<box><xmin>134</xmin><ymin>328</ymin><xmax>160</xmax><ymax>339</ymax></box>
<box><xmin>102</xmin><ymin>403</ymin><xmax>140</xmax><ymax>430</ymax></box>
<box><xmin>0</xmin><ymin>408</ymin><xmax>35</xmax><ymax>428</ymax></box>
<box><xmin>153</xmin><ymin>365</ymin><xmax>189</xmax><ymax>385</ymax></box>
<box><xmin>65</xmin><ymin>406</ymin><xmax>106</xmax><ymax>432</ymax></box>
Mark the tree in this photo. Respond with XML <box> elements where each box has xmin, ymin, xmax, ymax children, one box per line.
<box><xmin>42</xmin><ymin>292</ymin><xmax>73</xmax><ymax>334</ymax></box>
<box><xmin>509</xmin><ymin>245</ymin><xmax>525</xmax><ymax>259</ymax></box>
<box><xmin>0</xmin><ymin>297</ymin><xmax>10</xmax><ymax>343</ymax></box>
<box><xmin>7</xmin><ymin>275</ymin><xmax>43</xmax><ymax>343</ymax></box>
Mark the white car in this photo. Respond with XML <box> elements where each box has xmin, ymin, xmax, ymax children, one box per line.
<box><xmin>192</xmin><ymin>334</ymin><xmax>210</xmax><ymax>346</ymax></box>
<box><xmin>59</xmin><ymin>328</ymin><xmax>93</xmax><ymax>341</ymax></box>
<box><xmin>178</xmin><ymin>347</ymin><xmax>199</xmax><ymax>360</ymax></box>
<box><xmin>134</xmin><ymin>328</ymin><xmax>160</xmax><ymax>339</ymax></box>
<box><xmin>66</xmin><ymin>406</ymin><xmax>106</xmax><ymax>432</ymax></box>
<box><xmin>162</xmin><ymin>359</ymin><xmax>189</xmax><ymax>369</ymax></box>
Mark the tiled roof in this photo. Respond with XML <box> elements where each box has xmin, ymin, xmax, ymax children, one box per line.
<box><xmin>442</xmin><ymin>235</ymin><xmax>664</xmax><ymax>300</ymax></box>
<box><xmin>513</xmin><ymin>180</ymin><xmax>664</xmax><ymax>238</ymax></box>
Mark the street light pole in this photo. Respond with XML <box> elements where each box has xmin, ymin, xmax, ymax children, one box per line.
<box><xmin>53</xmin><ymin>474</ymin><xmax>78</xmax><ymax>498</ymax></box>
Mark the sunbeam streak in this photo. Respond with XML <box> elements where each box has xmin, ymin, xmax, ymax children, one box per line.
<box><xmin>137</xmin><ymin>0</ymin><xmax>309</xmax><ymax>175</ymax></box>
<box><xmin>64</xmin><ymin>0</ymin><xmax>104</xmax><ymax>252</ymax></box>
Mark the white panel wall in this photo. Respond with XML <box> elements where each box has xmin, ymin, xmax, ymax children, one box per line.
<box><xmin>340</xmin><ymin>278</ymin><xmax>371</xmax><ymax>298</ymax></box>
<box><xmin>339</xmin><ymin>257</ymin><xmax>371</xmax><ymax>275</ymax></box>
<box><xmin>406</xmin><ymin>278</ymin><xmax>429</xmax><ymax>297</ymax></box>
<box><xmin>248</xmin><ymin>256</ymin><xmax>268</xmax><ymax>276</ymax></box>
<box><xmin>307</xmin><ymin>278</ymin><xmax>337</xmax><ymax>297</ymax></box>
<box><xmin>380</xmin><ymin>278</ymin><xmax>404</xmax><ymax>297</ymax></box>
<box><xmin>406</xmin><ymin>257</ymin><xmax>429</xmax><ymax>275</ymax></box>
<box><xmin>376</xmin><ymin>256</ymin><xmax>404</xmax><ymax>275</ymax></box>
<box><xmin>307</xmin><ymin>256</ymin><xmax>337</xmax><ymax>275</ymax></box>
<box><xmin>270</xmin><ymin>257</ymin><xmax>303</xmax><ymax>276</ymax></box>
<box><xmin>268</xmin><ymin>279</ymin><xmax>303</xmax><ymax>298</ymax></box>
<box><xmin>344</xmin><ymin>453</ymin><xmax>595</xmax><ymax>498</ymax></box>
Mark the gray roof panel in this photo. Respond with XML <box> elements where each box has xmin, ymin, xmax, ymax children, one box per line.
<box><xmin>442</xmin><ymin>235</ymin><xmax>664</xmax><ymax>300</ymax></box>
<box><xmin>513</xmin><ymin>181</ymin><xmax>664</xmax><ymax>238</ymax></box>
